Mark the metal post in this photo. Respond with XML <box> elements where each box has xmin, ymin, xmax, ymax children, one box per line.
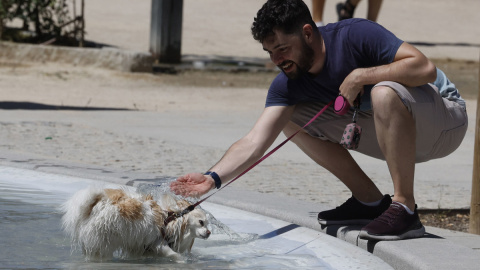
<box><xmin>149</xmin><ymin>0</ymin><xmax>183</xmax><ymax>64</ymax></box>
<box><xmin>470</xmin><ymin>55</ymin><xmax>480</xmax><ymax>235</ymax></box>
<box><xmin>80</xmin><ymin>0</ymin><xmax>84</xmax><ymax>47</ymax></box>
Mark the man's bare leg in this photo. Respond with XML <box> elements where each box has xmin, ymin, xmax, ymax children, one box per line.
<box><xmin>371</xmin><ymin>86</ymin><xmax>416</xmax><ymax>211</ymax></box>
<box><xmin>366</xmin><ymin>0</ymin><xmax>383</xmax><ymax>22</ymax></box>
<box><xmin>311</xmin><ymin>0</ymin><xmax>326</xmax><ymax>24</ymax></box>
<box><xmin>283</xmin><ymin>122</ymin><xmax>383</xmax><ymax>203</ymax></box>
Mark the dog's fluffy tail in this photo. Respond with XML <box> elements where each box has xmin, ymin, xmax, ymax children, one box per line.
<box><xmin>61</xmin><ymin>185</ymin><xmax>106</xmax><ymax>241</ymax></box>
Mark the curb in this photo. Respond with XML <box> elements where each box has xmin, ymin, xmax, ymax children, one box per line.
<box><xmin>0</xmin><ymin>41</ymin><xmax>276</xmax><ymax>73</ymax></box>
<box><xmin>0</xmin><ymin>41</ymin><xmax>153</xmax><ymax>72</ymax></box>
<box><xmin>207</xmin><ymin>187</ymin><xmax>480</xmax><ymax>270</ymax></box>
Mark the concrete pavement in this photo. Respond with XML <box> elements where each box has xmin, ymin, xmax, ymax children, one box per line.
<box><xmin>1</xmin><ymin>152</ymin><xmax>479</xmax><ymax>270</ymax></box>
<box><xmin>0</xmin><ymin>106</ymin><xmax>478</xmax><ymax>269</ymax></box>
<box><xmin>79</xmin><ymin>0</ymin><xmax>480</xmax><ymax>62</ymax></box>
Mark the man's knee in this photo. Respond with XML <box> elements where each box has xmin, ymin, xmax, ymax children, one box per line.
<box><xmin>371</xmin><ymin>85</ymin><xmax>409</xmax><ymax>117</ymax></box>
<box><xmin>372</xmin><ymin>86</ymin><xmax>397</xmax><ymax>110</ymax></box>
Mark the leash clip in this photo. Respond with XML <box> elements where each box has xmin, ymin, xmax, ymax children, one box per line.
<box><xmin>179</xmin><ymin>205</ymin><xmax>195</xmax><ymax>217</ymax></box>
<box><xmin>164</xmin><ymin>205</ymin><xmax>195</xmax><ymax>226</ymax></box>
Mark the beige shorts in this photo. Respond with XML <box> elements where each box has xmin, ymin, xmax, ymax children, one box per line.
<box><xmin>291</xmin><ymin>81</ymin><xmax>468</xmax><ymax>163</ymax></box>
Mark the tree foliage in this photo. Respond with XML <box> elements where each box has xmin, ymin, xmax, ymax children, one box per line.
<box><xmin>0</xmin><ymin>0</ymin><xmax>73</xmax><ymax>41</ymax></box>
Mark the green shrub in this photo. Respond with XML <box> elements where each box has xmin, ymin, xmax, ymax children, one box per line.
<box><xmin>0</xmin><ymin>0</ymin><xmax>73</xmax><ymax>42</ymax></box>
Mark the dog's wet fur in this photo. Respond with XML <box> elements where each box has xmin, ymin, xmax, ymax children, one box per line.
<box><xmin>61</xmin><ymin>185</ymin><xmax>210</xmax><ymax>261</ymax></box>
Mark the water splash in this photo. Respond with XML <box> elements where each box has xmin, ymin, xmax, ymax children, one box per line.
<box><xmin>136</xmin><ymin>182</ymin><xmax>258</xmax><ymax>243</ymax></box>
<box><xmin>137</xmin><ymin>179</ymin><xmax>191</xmax><ymax>201</ymax></box>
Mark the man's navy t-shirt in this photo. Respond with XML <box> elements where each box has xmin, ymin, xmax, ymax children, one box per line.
<box><xmin>265</xmin><ymin>19</ymin><xmax>403</xmax><ymax>111</ymax></box>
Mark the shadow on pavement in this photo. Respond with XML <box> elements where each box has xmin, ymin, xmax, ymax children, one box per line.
<box><xmin>408</xmin><ymin>41</ymin><xmax>480</xmax><ymax>48</ymax></box>
<box><xmin>0</xmin><ymin>101</ymin><xmax>131</xmax><ymax>111</ymax></box>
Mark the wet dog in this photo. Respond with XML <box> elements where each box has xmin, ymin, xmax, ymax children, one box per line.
<box><xmin>61</xmin><ymin>185</ymin><xmax>210</xmax><ymax>260</ymax></box>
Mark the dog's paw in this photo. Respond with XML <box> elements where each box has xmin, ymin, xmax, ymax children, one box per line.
<box><xmin>168</xmin><ymin>253</ymin><xmax>186</xmax><ymax>263</ymax></box>
<box><xmin>152</xmin><ymin>241</ymin><xmax>185</xmax><ymax>261</ymax></box>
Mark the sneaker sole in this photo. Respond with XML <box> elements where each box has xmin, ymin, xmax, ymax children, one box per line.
<box><xmin>318</xmin><ymin>218</ymin><xmax>372</xmax><ymax>226</ymax></box>
<box><xmin>358</xmin><ymin>226</ymin><xmax>426</xmax><ymax>241</ymax></box>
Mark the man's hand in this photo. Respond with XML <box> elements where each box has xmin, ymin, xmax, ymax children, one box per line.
<box><xmin>339</xmin><ymin>68</ymin><xmax>365</xmax><ymax>106</ymax></box>
<box><xmin>170</xmin><ymin>173</ymin><xmax>215</xmax><ymax>198</ymax></box>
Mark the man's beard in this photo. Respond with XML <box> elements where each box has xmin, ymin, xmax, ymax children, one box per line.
<box><xmin>281</xmin><ymin>39</ymin><xmax>315</xmax><ymax>80</ymax></box>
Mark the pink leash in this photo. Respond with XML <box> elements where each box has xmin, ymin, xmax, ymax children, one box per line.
<box><xmin>191</xmin><ymin>100</ymin><xmax>334</xmax><ymax>208</ymax></box>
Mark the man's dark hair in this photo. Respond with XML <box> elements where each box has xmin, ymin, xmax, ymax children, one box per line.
<box><xmin>251</xmin><ymin>0</ymin><xmax>316</xmax><ymax>43</ymax></box>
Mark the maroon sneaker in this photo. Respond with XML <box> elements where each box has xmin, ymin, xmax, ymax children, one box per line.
<box><xmin>359</xmin><ymin>202</ymin><xmax>425</xmax><ymax>241</ymax></box>
<box><xmin>318</xmin><ymin>195</ymin><xmax>392</xmax><ymax>225</ymax></box>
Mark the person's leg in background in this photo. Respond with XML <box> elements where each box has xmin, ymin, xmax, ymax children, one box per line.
<box><xmin>312</xmin><ymin>0</ymin><xmax>326</xmax><ymax>26</ymax></box>
<box><xmin>366</xmin><ymin>0</ymin><xmax>383</xmax><ymax>21</ymax></box>
<box><xmin>337</xmin><ymin>0</ymin><xmax>383</xmax><ymax>22</ymax></box>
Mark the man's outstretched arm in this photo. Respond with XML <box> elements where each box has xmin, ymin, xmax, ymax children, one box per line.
<box><xmin>170</xmin><ymin>105</ymin><xmax>295</xmax><ymax>197</ymax></box>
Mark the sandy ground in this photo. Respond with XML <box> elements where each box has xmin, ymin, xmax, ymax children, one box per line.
<box><xmin>79</xmin><ymin>0</ymin><xmax>480</xmax><ymax>61</ymax></box>
<box><xmin>0</xmin><ymin>60</ymin><xmax>477</xmax><ymax>210</ymax></box>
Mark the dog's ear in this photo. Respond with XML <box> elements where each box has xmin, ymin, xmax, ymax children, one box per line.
<box><xmin>144</xmin><ymin>194</ymin><xmax>154</xmax><ymax>201</ymax></box>
<box><xmin>180</xmin><ymin>216</ymin><xmax>189</xmax><ymax>235</ymax></box>
<box><xmin>176</xmin><ymin>199</ymin><xmax>191</xmax><ymax>210</ymax></box>
<box><xmin>149</xmin><ymin>200</ymin><xmax>166</xmax><ymax>231</ymax></box>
